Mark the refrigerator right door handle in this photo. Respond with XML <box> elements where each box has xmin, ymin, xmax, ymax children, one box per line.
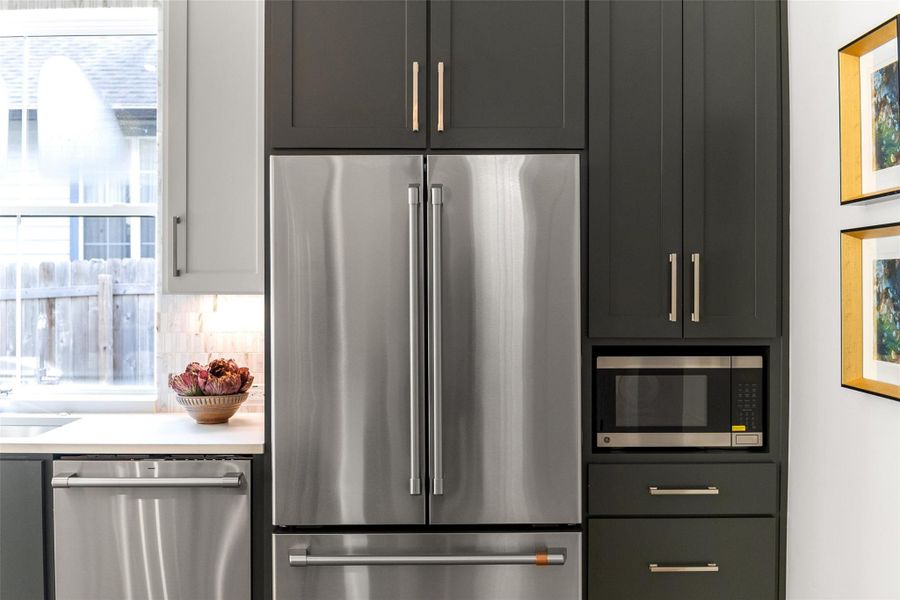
<box><xmin>430</xmin><ymin>184</ymin><xmax>444</xmax><ymax>496</ymax></box>
<box><xmin>408</xmin><ymin>184</ymin><xmax>422</xmax><ymax>496</ymax></box>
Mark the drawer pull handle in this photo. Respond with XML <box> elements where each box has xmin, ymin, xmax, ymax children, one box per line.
<box><xmin>648</xmin><ymin>486</ymin><xmax>719</xmax><ymax>496</ymax></box>
<box><xmin>289</xmin><ymin>549</ymin><xmax>566</xmax><ymax>567</ymax></box>
<box><xmin>649</xmin><ymin>563</ymin><xmax>719</xmax><ymax>573</ymax></box>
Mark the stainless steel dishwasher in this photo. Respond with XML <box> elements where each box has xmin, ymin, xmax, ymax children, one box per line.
<box><xmin>52</xmin><ymin>459</ymin><xmax>251</xmax><ymax>600</ymax></box>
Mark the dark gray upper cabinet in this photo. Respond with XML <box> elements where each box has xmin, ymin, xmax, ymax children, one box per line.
<box><xmin>429</xmin><ymin>0</ymin><xmax>584</xmax><ymax>148</ymax></box>
<box><xmin>267</xmin><ymin>0</ymin><xmax>427</xmax><ymax>149</ymax></box>
<box><xmin>588</xmin><ymin>0</ymin><xmax>780</xmax><ymax>339</ymax></box>
<box><xmin>683</xmin><ymin>0</ymin><xmax>780</xmax><ymax>338</ymax></box>
<box><xmin>587</xmin><ymin>0</ymin><xmax>682</xmax><ymax>338</ymax></box>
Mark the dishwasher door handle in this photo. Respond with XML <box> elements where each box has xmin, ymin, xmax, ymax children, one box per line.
<box><xmin>51</xmin><ymin>472</ymin><xmax>244</xmax><ymax>488</ymax></box>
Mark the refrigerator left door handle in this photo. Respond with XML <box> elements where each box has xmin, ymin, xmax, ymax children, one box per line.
<box><xmin>408</xmin><ymin>184</ymin><xmax>422</xmax><ymax>496</ymax></box>
<box><xmin>430</xmin><ymin>184</ymin><xmax>444</xmax><ymax>496</ymax></box>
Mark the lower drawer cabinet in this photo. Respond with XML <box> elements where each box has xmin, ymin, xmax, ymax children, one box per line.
<box><xmin>589</xmin><ymin>517</ymin><xmax>777</xmax><ymax>600</ymax></box>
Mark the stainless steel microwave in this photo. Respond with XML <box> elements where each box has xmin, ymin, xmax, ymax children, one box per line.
<box><xmin>594</xmin><ymin>355</ymin><xmax>764</xmax><ymax>449</ymax></box>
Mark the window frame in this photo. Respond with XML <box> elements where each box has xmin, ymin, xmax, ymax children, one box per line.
<box><xmin>0</xmin><ymin>7</ymin><xmax>161</xmax><ymax>411</ymax></box>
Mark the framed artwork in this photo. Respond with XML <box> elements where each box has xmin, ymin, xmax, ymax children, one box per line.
<box><xmin>839</xmin><ymin>15</ymin><xmax>900</xmax><ymax>204</ymax></box>
<box><xmin>841</xmin><ymin>222</ymin><xmax>900</xmax><ymax>401</ymax></box>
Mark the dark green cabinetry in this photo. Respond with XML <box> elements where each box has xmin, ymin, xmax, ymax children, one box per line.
<box><xmin>267</xmin><ymin>0</ymin><xmax>584</xmax><ymax>150</ymax></box>
<box><xmin>586</xmin><ymin>463</ymin><xmax>782</xmax><ymax>599</ymax></box>
<box><xmin>588</xmin><ymin>463</ymin><xmax>778</xmax><ymax>516</ymax></box>
<box><xmin>0</xmin><ymin>459</ymin><xmax>46</xmax><ymax>600</ymax></box>
<box><xmin>429</xmin><ymin>0</ymin><xmax>584</xmax><ymax>148</ymax></box>
<box><xmin>267</xmin><ymin>0</ymin><xmax>426</xmax><ymax>149</ymax></box>
<box><xmin>589</xmin><ymin>517</ymin><xmax>778</xmax><ymax>600</ymax></box>
<box><xmin>587</xmin><ymin>0</ymin><xmax>682</xmax><ymax>338</ymax></box>
<box><xmin>588</xmin><ymin>0</ymin><xmax>781</xmax><ymax>339</ymax></box>
<box><xmin>682</xmin><ymin>0</ymin><xmax>780</xmax><ymax>339</ymax></box>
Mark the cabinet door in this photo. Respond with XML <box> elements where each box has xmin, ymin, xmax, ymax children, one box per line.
<box><xmin>0</xmin><ymin>460</ymin><xmax>44</xmax><ymax>600</ymax></box>
<box><xmin>163</xmin><ymin>0</ymin><xmax>264</xmax><ymax>293</ymax></box>
<box><xmin>683</xmin><ymin>0</ymin><xmax>780</xmax><ymax>338</ymax></box>
<box><xmin>267</xmin><ymin>0</ymin><xmax>426</xmax><ymax>149</ymax></box>
<box><xmin>587</xmin><ymin>0</ymin><xmax>682</xmax><ymax>338</ymax></box>
<box><xmin>429</xmin><ymin>0</ymin><xmax>584</xmax><ymax>148</ymax></box>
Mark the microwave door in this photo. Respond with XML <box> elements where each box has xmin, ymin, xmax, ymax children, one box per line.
<box><xmin>595</xmin><ymin>359</ymin><xmax>732</xmax><ymax>448</ymax></box>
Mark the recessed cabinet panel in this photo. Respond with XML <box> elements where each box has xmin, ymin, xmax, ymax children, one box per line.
<box><xmin>267</xmin><ymin>0</ymin><xmax>426</xmax><ymax>149</ymax></box>
<box><xmin>429</xmin><ymin>0</ymin><xmax>584</xmax><ymax>148</ymax></box>
<box><xmin>683</xmin><ymin>0</ymin><xmax>780</xmax><ymax>337</ymax></box>
<box><xmin>587</xmin><ymin>0</ymin><xmax>682</xmax><ymax>338</ymax></box>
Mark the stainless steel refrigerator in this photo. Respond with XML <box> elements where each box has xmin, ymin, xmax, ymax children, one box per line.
<box><xmin>270</xmin><ymin>154</ymin><xmax>581</xmax><ymax>599</ymax></box>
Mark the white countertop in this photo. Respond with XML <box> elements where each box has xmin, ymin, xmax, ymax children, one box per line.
<box><xmin>0</xmin><ymin>412</ymin><xmax>265</xmax><ymax>455</ymax></box>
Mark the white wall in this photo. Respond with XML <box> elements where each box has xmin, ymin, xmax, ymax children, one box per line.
<box><xmin>788</xmin><ymin>1</ymin><xmax>900</xmax><ymax>598</ymax></box>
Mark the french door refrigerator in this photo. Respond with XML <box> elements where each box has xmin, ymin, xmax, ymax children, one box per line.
<box><xmin>270</xmin><ymin>154</ymin><xmax>581</xmax><ymax>599</ymax></box>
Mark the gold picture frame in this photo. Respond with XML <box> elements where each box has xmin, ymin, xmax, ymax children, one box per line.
<box><xmin>839</xmin><ymin>15</ymin><xmax>900</xmax><ymax>204</ymax></box>
<box><xmin>841</xmin><ymin>222</ymin><xmax>900</xmax><ymax>401</ymax></box>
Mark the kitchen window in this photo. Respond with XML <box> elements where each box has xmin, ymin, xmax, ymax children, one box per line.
<box><xmin>0</xmin><ymin>5</ymin><xmax>160</xmax><ymax>406</ymax></box>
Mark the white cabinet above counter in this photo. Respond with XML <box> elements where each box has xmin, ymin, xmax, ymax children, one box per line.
<box><xmin>162</xmin><ymin>0</ymin><xmax>264</xmax><ymax>294</ymax></box>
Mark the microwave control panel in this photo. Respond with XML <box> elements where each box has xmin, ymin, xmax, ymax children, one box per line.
<box><xmin>732</xmin><ymin>367</ymin><xmax>764</xmax><ymax>446</ymax></box>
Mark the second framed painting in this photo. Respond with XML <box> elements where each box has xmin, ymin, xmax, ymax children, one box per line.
<box><xmin>842</xmin><ymin>222</ymin><xmax>900</xmax><ymax>401</ymax></box>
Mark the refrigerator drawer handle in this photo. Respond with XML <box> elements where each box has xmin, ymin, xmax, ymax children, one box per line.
<box><xmin>430</xmin><ymin>184</ymin><xmax>444</xmax><ymax>496</ymax></box>
<box><xmin>649</xmin><ymin>563</ymin><xmax>719</xmax><ymax>574</ymax></box>
<box><xmin>289</xmin><ymin>549</ymin><xmax>566</xmax><ymax>567</ymax></box>
<box><xmin>51</xmin><ymin>472</ymin><xmax>244</xmax><ymax>489</ymax></box>
<box><xmin>648</xmin><ymin>486</ymin><xmax>719</xmax><ymax>496</ymax></box>
<box><xmin>408</xmin><ymin>184</ymin><xmax>422</xmax><ymax>496</ymax></box>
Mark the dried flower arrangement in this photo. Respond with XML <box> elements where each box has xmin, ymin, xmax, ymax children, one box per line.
<box><xmin>168</xmin><ymin>359</ymin><xmax>254</xmax><ymax>424</ymax></box>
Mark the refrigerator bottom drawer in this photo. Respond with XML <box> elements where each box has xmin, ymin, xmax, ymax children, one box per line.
<box><xmin>273</xmin><ymin>531</ymin><xmax>582</xmax><ymax>600</ymax></box>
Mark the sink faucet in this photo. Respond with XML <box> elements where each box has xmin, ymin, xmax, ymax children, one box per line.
<box><xmin>0</xmin><ymin>383</ymin><xmax>12</xmax><ymax>408</ymax></box>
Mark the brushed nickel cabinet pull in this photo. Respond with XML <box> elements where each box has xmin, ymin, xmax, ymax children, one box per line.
<box><xmin>172</xmin><ymin>215</ymin><xmax>182</xmax><ymax>277</ymax></box>
<box><xmin>437</xmin><ymin>61</ymin><xmax>445</xmax><ymax>132</ymax></box>
<box><xmin>648</xmin><ymin>486</ymin><xmax>719</xmax><ymax>496</ymax></box>
<box><xmin>412</xmin><ymin>61</ymin><xmax>420</xmax><ymax>132</ymax></box>
<box><xmin>691</xmin><ymin>252</ymin><xmax>700</xmax><ymax>322</ymax></box>
<box><xmin>649</xmin><ymin>563</ymin><xmax>719</xmax><ymax>574</ymax></box>
<box><xmin>668</xmin><ymin>253</ymin><xmax>677</xmax><ymax>322</ymax></box>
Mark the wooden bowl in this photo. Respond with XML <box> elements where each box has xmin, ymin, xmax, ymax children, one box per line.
<box><xmin>175</xmin><ymin>392</ymin><xmax>248</xmax><ymax>424</ymax></box>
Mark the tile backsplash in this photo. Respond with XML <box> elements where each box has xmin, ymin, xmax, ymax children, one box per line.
<box><xmin>157</xmin><ymin>294</ymin><xmax>265</xmax><ymax>412</ymax></box>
